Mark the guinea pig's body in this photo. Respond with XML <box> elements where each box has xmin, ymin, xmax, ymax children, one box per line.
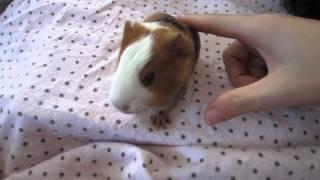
<box><xmin>109</xmin><ymin>13</ymin><xmax>200</xmax><ymax>128</ymax></box>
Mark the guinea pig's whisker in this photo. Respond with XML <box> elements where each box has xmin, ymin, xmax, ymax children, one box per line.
<box><xmin>140</xmin><ymin>106</ymin><xmax>148</xmax><ymax>113</ymax></box>
<box><xmin>135</xmin><ymin>104</ymin><xmax>147</xmax><ymax>113</ymax></box>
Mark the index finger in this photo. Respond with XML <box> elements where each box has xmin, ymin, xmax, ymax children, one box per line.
<box><xmin>177</xmin><ymin>14</ymin><xmax>258</xmax><ymax>45</ymax></box>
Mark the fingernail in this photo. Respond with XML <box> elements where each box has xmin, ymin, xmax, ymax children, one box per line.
<box><xmin>205</xmin><ymin>108</ymin><xmax>224</xmax><ymax>125</ymax></box>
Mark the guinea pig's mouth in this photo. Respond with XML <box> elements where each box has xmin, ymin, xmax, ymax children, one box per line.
<box><xmin>127</xmin><ymin>106</ymin><xmax>147</xmax><ymax>114</ymax></box>
<box><xmin>119</xmin><ymin>108</ymin><xmax>144</xmax><ymax>114</ymax></box>
<box><xmin>112</xmin><ymin>102</ymin><xmax>147</xmax><ymax>114</ymax></box>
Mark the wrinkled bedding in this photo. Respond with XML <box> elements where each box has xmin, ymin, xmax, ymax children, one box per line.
<box><xmin>0</xmin><ymin>0</ymin><xmax>319</xmax><ymax>179</ymax></box>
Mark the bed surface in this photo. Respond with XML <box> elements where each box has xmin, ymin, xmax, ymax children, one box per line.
<box><xmin>0</xmin><ymin>0</ymin><xmax>319</xmax><ymax>179</ymax></box>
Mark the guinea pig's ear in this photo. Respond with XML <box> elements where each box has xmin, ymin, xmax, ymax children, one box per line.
<box><xmin>117</xmin><ymin>21</ymin><xmax>133</xmax><ymax>66</ymax></box>
<box><xmin>189</xmin><ymin>27</ymin><xmax>201</xmax><ymax>60</ymax></box>
<box><xmin>171</xmin><ymin>33</ymin><xmax>183</xmax><ymax>43</ymax></box>
<box><xmin>167</xmin><ymin>32</ymin><xmax>183</xmax><ymax>48</ymax></box>
<box><xmin>123</xmin><ymin>21</ymin><xmax>133</xmax><ymax>35</ymax></box>
<box><xmin>121</xmin><ymin>21</ymin><xmax>135</xmax><ymax>45</ymax></box>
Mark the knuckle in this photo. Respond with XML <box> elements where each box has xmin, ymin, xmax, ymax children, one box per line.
<box><xmin>253</xmin><ymin>14</ymin><xmax>282</xmax><ymax>29</ymax></box>
<box><xmin>222</xmin><ymin>48</ymin><xmax>231</xmax><ymax>63</ymax></box>
<box><xmin>244</xmin><ymin>14</ymin><xmax>283</xmax><ymax>44</ymax></box>
<box><xmin>254</xmin><ymin>13</ymin><xmax>285</xmax><ymax>23</ymax></box>
<box><xmin>222</xmin><ymin>45</ymin><xmax>235</xmax><ymax>64</ymax></box>
<box><xmin>228</xmin><ymin>93</ymin><xmax>250</xmax><ymax>115</ymax></box>
<box><xmin>254</xmin><ymin>14</ymin><xmax>274</xmax><ymax>21</ymax></box>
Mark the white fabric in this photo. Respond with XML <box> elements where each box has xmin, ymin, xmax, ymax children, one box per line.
<box><xmin>0</xmin><ymin>0</ymin><xmax>319</xmax><ymax>179</ymax></box>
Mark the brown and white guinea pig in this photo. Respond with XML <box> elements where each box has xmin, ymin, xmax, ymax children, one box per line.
<box><xmin>109</xmin><ymin>13</ymin><xmax>200</xmax><ymax>127</ymax></box>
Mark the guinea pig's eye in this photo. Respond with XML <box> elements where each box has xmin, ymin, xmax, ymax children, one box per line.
<box><xmin>142</xmin><ymin>72</ymin><xmax>155</xmax><ymax>86</ymax></box>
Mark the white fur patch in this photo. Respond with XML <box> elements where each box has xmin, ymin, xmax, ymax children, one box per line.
<box><xmin>141</xmin><ymin>22</ymin><xmax>168</xmax><ymax>31</ymax></box>
<box><xmin>110</xmin><ymin>34</ymin><xmax>154</xmax><ymax>113</ymax></box>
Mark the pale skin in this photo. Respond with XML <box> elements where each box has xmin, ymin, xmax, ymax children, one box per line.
<box><xmin>177</xmin><ymin>14</ymin><xmax>320</xmax><ymax>125</ymax></box>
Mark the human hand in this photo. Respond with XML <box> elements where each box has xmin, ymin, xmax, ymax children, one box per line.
<box><xmin>177</xmin><ymin>14</ymin><xmax>320</xmax><ymax>125</ymax></box>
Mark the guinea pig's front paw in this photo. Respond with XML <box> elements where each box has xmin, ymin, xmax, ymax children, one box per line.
<box><xmin>151</xmin><ymin>111</ymin><xmax>171</xmax><ymax>129</ymax></box>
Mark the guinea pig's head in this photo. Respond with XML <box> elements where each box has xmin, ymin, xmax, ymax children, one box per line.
<box><xmin>109</xmin><ymin>20</ymin><xmax>198</xmax><ymax>114</ymax></box>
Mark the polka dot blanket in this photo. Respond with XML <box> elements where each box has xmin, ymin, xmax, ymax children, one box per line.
<box><xmin>0</xmin><ymin>0</ymin><xmax>319</xmax><ymax>179</ymax></box>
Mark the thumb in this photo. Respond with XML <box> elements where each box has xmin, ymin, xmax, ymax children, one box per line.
<box><xmin>204</xmin><ymin>76</ymin><xmax>283</xmax><ymax>124</ymax></box>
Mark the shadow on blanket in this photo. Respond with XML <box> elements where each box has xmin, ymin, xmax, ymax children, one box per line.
<box><xmin>0</xmin><ymin>0</ymin><xmax>12</xmax><ymax>14</ymax></box>
<box><xmin>284</xmin><ymin>0</ymin><xmax>320</xmax><ymax>19</ymax></box>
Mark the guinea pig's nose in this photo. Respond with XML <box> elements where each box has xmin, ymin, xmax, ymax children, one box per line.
<box><xmin>120</xmin><ymin>105</ymin><xmax>129</xmax><ymax>113</ymax></box>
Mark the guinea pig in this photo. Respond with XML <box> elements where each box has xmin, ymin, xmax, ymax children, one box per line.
<box><xmin>109</xmin><ymin>13</ymin><xmax>200</xmax><ymax>128</ymax></box>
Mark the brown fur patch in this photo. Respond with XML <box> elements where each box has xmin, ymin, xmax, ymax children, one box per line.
<box><xmin>137</xmin><ymin>13</ymin><xmax>200</xmax><ymax>109</ymax></box>
<box><xmin>144</xmin><ymin>13</ymin><xmax>173</xmax><ymax>22</ymax></box>
<box><xmin>139</xmin><ymin>28</ymin><xmax>195</xmax><ymax>108</ymax></box>
<box><xmin>145</xmin><ymin>13</ymin><xmax>200</xmax><ymax>68</ymax></box>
